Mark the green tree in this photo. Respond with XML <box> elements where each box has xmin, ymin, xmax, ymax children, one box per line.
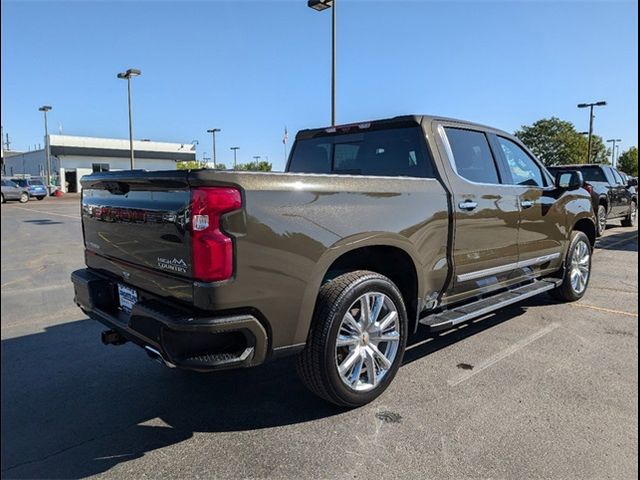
<box><xmin>618</xmin><ymin>147</ymin><xmax>638</xmax><ymax>176</ymax></box>
<box><xmin>176</xmin><ymin>161</ymin><xmax>228</xmax><ymax>170</ymax></box>
<box><xmin>514</xmin><ymin>117</ymin><xmax>610</xmax><ymax>166</ymax></box>
<box><xmin>176</xmin><ymin>160</ymin><xmax>207</xmax><ymax>170</ymax></box>
<box><xmin>235</xmin><ymin>160</ymin><xmax>272</xmax><ymax>172</ymax></box>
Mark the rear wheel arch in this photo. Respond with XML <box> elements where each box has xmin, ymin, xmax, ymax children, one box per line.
<box><xmin>319</xmin><ymin>245</ymin><xmax>420</xmax><ymax>334</ymax></box>
<box><xmin>599</xmin><ymin>196</ymin><xmax>609</xmax><ymax>211</ymax></box>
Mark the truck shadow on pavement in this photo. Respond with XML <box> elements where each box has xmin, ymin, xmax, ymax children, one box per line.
<box><xmin>596</xmin><ymin>228</ymin><xmax>638</xmax><ymax>252</ymax></box>
<box><xmin>0</xmin><ymin>298</ymin><xmax>547</xmax><ymax>478</ymax></box>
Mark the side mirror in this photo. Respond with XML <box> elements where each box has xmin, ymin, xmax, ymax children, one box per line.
<box><xmin>555</xmin><ymin>170</ymin><xmax>584</xmax><ymax>191</ymax></box>
<box><xmin>627</xmin><ymin>178</ymin><xmax>638</xmax><ymax>188</ymax></box>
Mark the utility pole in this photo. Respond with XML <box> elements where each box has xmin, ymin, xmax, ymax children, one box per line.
<box><xmin>308</xmin><ymin>0</ymin><xmax>337</xmax><ymax>125</ymax></box>
<box><xmin>207</xmin><ymin>128</ymin><xmax>221</xmax><ymax>168</ymax></box>
<box><xmin>230</xmin><ymin>146</ymin><xmax>239</xmax><ymax>169</ymax></box>
<box><xmin>577</xmin><ymin>101</ymin><xmax>606</xmax><ymax>163</ymax></box>
<box><xmin>606</xmin><ymin>138</ymin><xmax>622</xmax><ymax>167</ymax></box>
<box><xmin>38</xmin><ymin>106</ymin><xmax>52</xmax><ymax>191</ymax></box>
<box><xmin>117</xmin><ymin>68</ymin><xmax>142</xmax><ymax>169</ymax></box>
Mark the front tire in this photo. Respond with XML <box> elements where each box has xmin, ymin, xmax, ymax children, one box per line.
<box><xmin>19</xmin><ymin>192</ymin><xmax>29</xmax><ymax>203</ymax></box>
<box><xmin>596</xmin><ymin>205</ymin><xmax>607</xmax><ymax>237</ymax></box>
<box><xmin>37</xmin><ymin>196</ymin><xmax>45</xmax><ymax>201</ymax></box>
<box><xmin>296</xmin><ymin>270</ymin><xmax>408</xmax><ymax>408</ymax></box>
<box><xmin>551</xmin><ymin>231</ymin><xmax>592</xmax><ymax>302</ymax></box>
<box><xmin>622</xmin><ymin>201</ymin><xmax>637</xmax><ymax>227</ymax></box>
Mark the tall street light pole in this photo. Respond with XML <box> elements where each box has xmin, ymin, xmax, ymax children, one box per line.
<box><xmin>230</xmin><ymin>147</ymin><xmax>240</xmax><ymax>169</ymax></box>
<box><xmin>308</xmin><ymin>0</ymin><xmax>336</xmax><ymax>126</ymax></box>
<box><xmin>38</xmin><ymin>106</ymin><xmax>52</xmax><ymax>192</ymax></box>
<box><xmin>207</xmin><ymin>128</ymin><xmax>221</xmax><ymax>168</ymax></box>
<box><xmin>117</xmin><ymin>68</ymin><xmax>142</xmax><ymax>169</ymax></box>
<box><xmin>606</xmin><ymin>138</ymin><xmax>622</xmax><ymax>167</ymax></box>
<box><xmin>577</xmin><ymin>101</ymin><xmax>606</xmax><ymax>164</ymax></box>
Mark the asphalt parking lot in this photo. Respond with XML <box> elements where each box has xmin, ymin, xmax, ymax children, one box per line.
<box><xmin>1</xmin><ymin>197</ymin><xmax>638</xmax><ymax>479</ymax></box>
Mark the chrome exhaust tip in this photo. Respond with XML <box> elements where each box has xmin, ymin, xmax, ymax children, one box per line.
<box><xmin>144</xmin><ymin>345</ymin><xmax>176</xmax><ymax>368</ymax></box>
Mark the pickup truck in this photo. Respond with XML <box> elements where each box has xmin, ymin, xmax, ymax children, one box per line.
<box><xmin>548</xmin><ymin>164</ymin><xmax>637</xmax><ymax>236</ymax></box>
<box><xmin>71</xmin><ymin>115</ymin><xmax>597</xmax><ymax>407</ymax></box>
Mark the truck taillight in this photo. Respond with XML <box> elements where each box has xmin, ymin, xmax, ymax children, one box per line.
<box><xmin>190</xmin><ymin>187</ymin><xmax>242</xmax><ymax>282</ymax></box>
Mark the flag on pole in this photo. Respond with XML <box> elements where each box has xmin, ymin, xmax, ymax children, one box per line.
<box><xmin>282</xmin><ymin>127</ymin><xmax>288</xmax><ymax>144</ymax></box>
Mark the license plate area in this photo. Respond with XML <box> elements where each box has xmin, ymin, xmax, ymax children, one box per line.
<box><xmin>118</xmin><ymin>283</ymin><xmax>138</xmax><ymax>313</ymax></box>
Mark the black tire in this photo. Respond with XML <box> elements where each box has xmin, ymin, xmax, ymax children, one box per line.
<box><xmin>596</xmin><ymin>204</ymin><xmax>607</xmax><ymax>237</ymax></box>
<box><xmin>551</xmin><ymin>231</ymin><xmax>592</xmax><ymax>302</ymax></box>
<box><xmin>37</xmin><ymin>196</ymin><xmax>45</xmax><ymax>201</ymax></box>
<box><xmin>19</xmin><ymin>192</ymin><xmax>29</xmax><ymax>203</ymax></box>
<box><xmin>621</xmin><ymin>201</ymin><xmax>637</xmax><ymax>227</ymax></box>
<box><xmin>1</xmin><ymin>193</ymin><xmax>5</xmax><ymax>204</ymax></box>
<box><xmin>296</xmin><ymin>270</ymin><xmax>408</xmax><ymax>408</ymax></box>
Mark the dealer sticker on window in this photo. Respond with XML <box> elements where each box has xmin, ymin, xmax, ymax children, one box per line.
<box><xmin>118</xmin><ymin>283</ymin><xmax>138</xmax><ymax>313</ymax></box>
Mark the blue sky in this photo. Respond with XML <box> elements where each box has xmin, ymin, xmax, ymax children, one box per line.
<box><xmin>1</xmin><ymin>0</ymin><xmax>638</xmax><ymax>171</ymax></box>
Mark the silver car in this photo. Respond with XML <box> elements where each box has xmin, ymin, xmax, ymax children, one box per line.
<box><xmin>1</xmin><ymin>179</ymin><xmax>29</xmax><ymax>203</ymax></box>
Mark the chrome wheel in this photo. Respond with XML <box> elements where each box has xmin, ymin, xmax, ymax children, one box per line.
<box><xmin>570</xmin><ymin>240</ymin><xmax>590</xmax><ymax>294</ymax></box>
<box><xmin>598</xmin><ymin>208</ymin><xmax>607</xmax><ymax>234</ymax></box>
<box><xmin>335</xmin><ymin>292</ymin><xmax>400</xmax><ymax>392</ymax></box>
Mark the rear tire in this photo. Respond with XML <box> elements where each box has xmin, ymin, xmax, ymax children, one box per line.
<box><xmin>621</xmin><ymin>201</ymin><xmax>637</xmax><ymax>227</ymax></box>
<box><xmin>19</xmin><ymin>192</ymin><xmax>29</xmax><ymax>203</ymax></box>
<box><xmin>296</xmin><ymin>270</ymin><xmax>408</xmax><ymax>408</ymax></box>
<box><xmin>596</xmin><ymin>205</ymin><xmax>607</xmax><ymax>237</ymax></box>
<box><xmin>37</xmin><ymin>196</ymin><xmax>45</xmax><ymax>201</ymax></box>
<box><xmin>551</xmin><ymin>231</ymin><xmax>592</xmax><ymax>302</ymax></box>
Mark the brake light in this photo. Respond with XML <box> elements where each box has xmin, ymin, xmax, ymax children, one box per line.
<box><xmin>584</xmin><ymin>182</ymin><xmax>594</xmax><ymax>194</ymax></box>
<box><xmin>190</xmin><ymin>187</ymin><xmax>242</xmax><ymax>282</ymax></box>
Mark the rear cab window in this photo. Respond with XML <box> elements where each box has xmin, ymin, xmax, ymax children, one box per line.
<box><xmin>579</xmin><ymin>166</ymin><xmax>609</xmax><ymax>183</ymax></box>
<box><xmin>287</xmin><ymin>126</ymin><xmax>435</xmax><ymax>178</ymax></box>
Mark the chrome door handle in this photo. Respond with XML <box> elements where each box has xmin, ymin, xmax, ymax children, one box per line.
<box><xmin>458</xmin><ymin>200</ymin><xmax>478</xmax><ymax>211</ymax></box>
<box><xmin>521</xmin><ymin>200</ymin><xmax>535</xmax><ymax>209</ymax></box>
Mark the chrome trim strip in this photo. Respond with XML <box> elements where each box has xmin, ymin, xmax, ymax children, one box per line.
<box><xmin>457</xmin><ymin>252</ymin><xmax>561</xmax><ymax>282</ymax></box>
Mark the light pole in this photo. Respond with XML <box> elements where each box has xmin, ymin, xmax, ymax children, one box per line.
<box><xmin>308</xmin><ymin>0</ymin><xmax>336</xmax><ymax>126</ymax></box>
<box><xmin>38</xmin><ymin>106</ymin><xmax>52</xmax><ymax>192</ymax></box>
<box><xmin>577</xmin><ymin>101</ymin><xmax>606</xmax><ymax>164</ymax></box>
<box><xmin>253</xmin><ymin>155</ymin><xmax>261</xmax><ymax>163</ymax></box>
<box><xmin>606</xmin><ymin>139</ymin><xmax>622</xmax><ymax>167</ymax></box>
<box><xmin>230</xmin><ymin>147</ymin><xmax>240</xmax><ymax>169</ymax></box>
<box><xmin>117</xmin><ymin>68</ymin><xmax>142</xmax><ymax>169</ymax></box>
<box><xmin>207</xmin><ymin>128</ymin><xmax>221</xmax><ymax>168</ymax></box>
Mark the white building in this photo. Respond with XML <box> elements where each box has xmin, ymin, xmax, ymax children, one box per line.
<box><xmin>3</xmin><ymin>134</ymin><xmax>196</xmax><ymax>192</ymax></box>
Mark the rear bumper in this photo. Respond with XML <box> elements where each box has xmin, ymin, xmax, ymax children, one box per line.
<box><xmin>71</xmin><ymin>268</ymin><xmax>268</xmax><ymax>371</ymax></box>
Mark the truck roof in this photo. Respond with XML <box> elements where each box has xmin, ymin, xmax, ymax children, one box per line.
<box><xmin>295</xmin><ymin>114</ymin><xmax>511</xmax><ymax>140</ymax></box>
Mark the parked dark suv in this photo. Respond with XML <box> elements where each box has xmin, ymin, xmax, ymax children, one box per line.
<box><xmin>548</xmin><ymin>165</ymin><xmax>637</xmax><ymax>235</ymax></box>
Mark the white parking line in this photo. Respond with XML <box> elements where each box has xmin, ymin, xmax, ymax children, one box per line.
<box><xmin>12</xmin><ymin>206</ymin><xmax>80</xmax><ymax>220</ymax></box>
<box><xmin>448</xmin><ymin>323</ymin><xmax>559</xmax><ymax>387</ymax></box>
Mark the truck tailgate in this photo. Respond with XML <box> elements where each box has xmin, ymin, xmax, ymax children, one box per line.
<box><xmin>81</xmin><ymin>170</ymin><xmax>194</xmax><ymax>302</ymax></box>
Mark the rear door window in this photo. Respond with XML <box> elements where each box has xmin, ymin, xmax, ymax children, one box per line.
<box><xmin>611</xmin><ymin>169</ymin><xmax>624</xmax><ymax>185</ymax></box>
<box><xmin>288</xmin><ymin>127</ymin><xmax>434</xmax><ymax>178</ymax></box>
<box><xmin>444</xmin><ymin>128</ymin><xmax>500</xmax><ymax>184</ymax></box>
